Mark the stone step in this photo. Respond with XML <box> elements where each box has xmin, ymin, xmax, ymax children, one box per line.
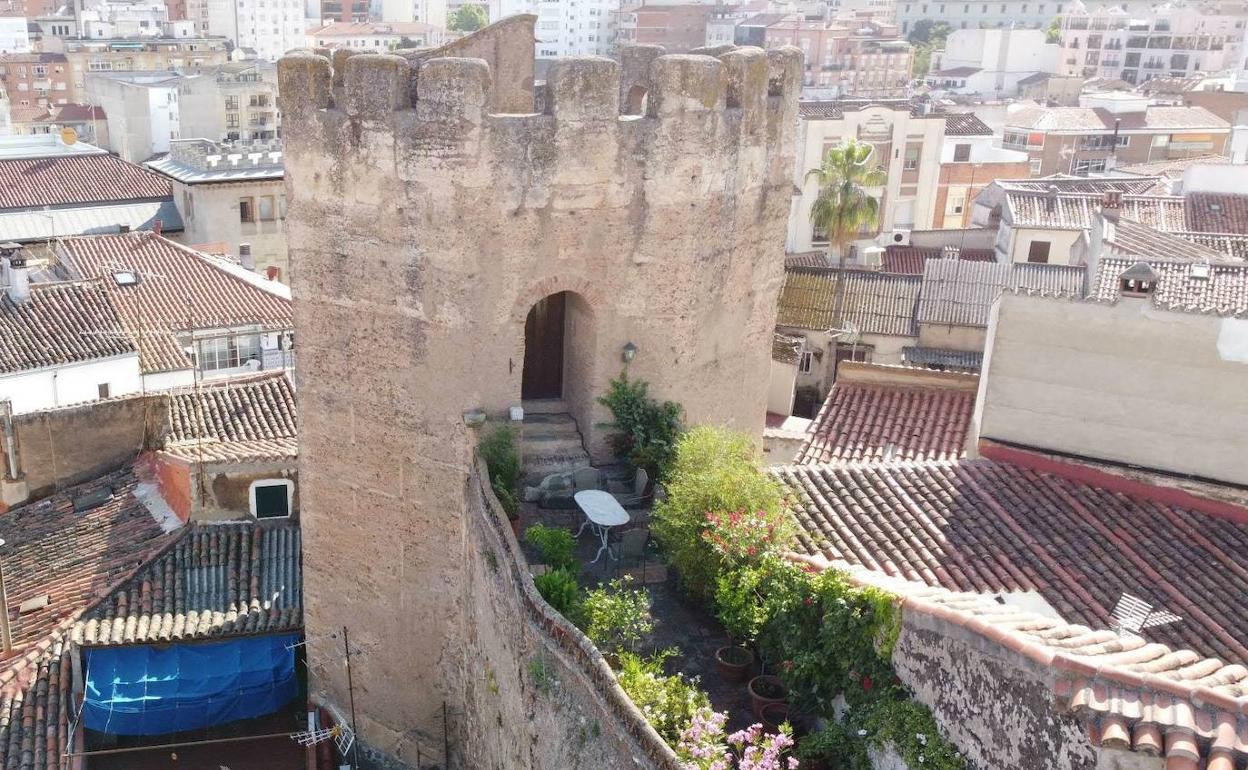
<box><xmin>522</xmin><ymin>450</ymin><xmax>592</xmax><ymax>484</ymax></box>
<box><xmin>521</xmin><ymin>410</ymin><xmax>590</xmax><ymax>484</ymax></box>
<box><xmin>522</xmin><ymin>398</ymin><xmax>569</xmax><ymax>415</ymax></box>
<box><xmin>522</xmin><ymin>434</ymin><xmax>586</xmax><ymax>455</ymax></box>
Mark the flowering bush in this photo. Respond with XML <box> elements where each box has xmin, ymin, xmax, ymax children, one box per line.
<box><xmin>616</xmin><ymin>650</ymin><xmax>710</xmax><ymax>745</ymax></box>
<box><xmin>702</xmin><ymin>509</ymin><xmax>794</xmax><ymax>566</ymax></box>
<box><xmin>676</xmin><ymin>707</ymin><xmax>797</xmax><ymax>770</ymax></box>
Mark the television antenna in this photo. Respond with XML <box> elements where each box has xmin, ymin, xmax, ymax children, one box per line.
<box><xmin>1109</xmin><ymin>593</ymin><xmax>1182</xmax><ymax>638</ymax></box>
<box><xmin>292</xmin><ymin>723</ymin><xmax>355</xmax><ymax>757</ymax></box>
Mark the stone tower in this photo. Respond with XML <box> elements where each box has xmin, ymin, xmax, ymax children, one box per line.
<box><xmin>278</xmin><ymin>27</ymin><xmax>802</xmax><ymax>765</ymax></box>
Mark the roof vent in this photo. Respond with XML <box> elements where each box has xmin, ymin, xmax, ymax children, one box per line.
<box><xmin>1209</xmin><ymin>202</ymin><xmax>1222</xmax><ymax>212</ymax></box>
<box><xmin>1189</xmin><ymin>263</ymin><xmax>1210</xmax><ymax>280</ymax></box>
<box><xmin>72</xmin><ymin>486</ymin><xmax>113</xmax><ymax>512</ymax></box>
<box><xmin>1118</xmin><ymin>261</ymin><xmax>1160</xmax><ymax>298</ymax></box>
<box><xmin>17</xmin><ymin>595</ymin><xmax>49</xmax><ymax>615</ymax></box>
<box><xmin>112</xmin><ymin>270</ymin><xmax>139</xmax><ymax>286</ymax></box>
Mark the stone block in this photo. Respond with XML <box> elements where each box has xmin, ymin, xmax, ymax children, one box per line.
<box><xmin>545</xmin><ymin>56</ymin><xmax>619</xmax><ymax>122</ymax></box>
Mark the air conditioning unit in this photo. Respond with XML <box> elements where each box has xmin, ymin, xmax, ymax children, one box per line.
<box><xmin>889</xmin><ymin>229</ymin><xmax>911</xmax><ymax>246</ymax></box>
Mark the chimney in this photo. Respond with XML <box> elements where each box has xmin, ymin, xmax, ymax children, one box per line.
<box><xmin>238</xmin><ymin>243</ymin><xmax>254</xmax><ymax>271</ymax></box>
<box><xmin>0</xmin><ymin>244</ymin><xmax>30</xmax><ymax>305</ymax></box>
<box><xmin>153</xmin><ymin>218</ymin><xmax>162</xmax><ymax>236</ymax></box>
<box><xmin>941</xmin><ymin>244</ymin><xmax>960</xmax><ymax>260</ymax></box>
<box><xmin>1045</xmin><ymin>184</ymin><xmax>1059</xmax><ymax>213</ymax></box>
<box><xmin>1102</xmin><ymin>190</ymin><xmax>1122</xmax><ymax>210</ymax></box>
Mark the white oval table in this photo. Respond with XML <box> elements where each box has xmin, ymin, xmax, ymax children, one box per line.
<box><xmin>574</xmin><ymin>489</ymin><xmax>631</xmax><ymax>564</ymax></box>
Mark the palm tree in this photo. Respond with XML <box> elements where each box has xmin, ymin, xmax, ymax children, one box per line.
<box><xmin>807</xmin><ymin>138</ymin><xmax>887</xmax><ymax>328</ymax></box>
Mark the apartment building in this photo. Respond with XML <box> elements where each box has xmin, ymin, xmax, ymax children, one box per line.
<box><xmin>205</xmin><ymin>0</ymin><xmax>306</xmax><ymax>60</ymax></box>
<box><xmin>1002</xmin><ymin>92</ymin><xmax>1231</xmax><ymax>176</ymax></box>
<box><xmin>496</xmin><ymin>0</ymin><xmax>616</xmax><ymax>58</ymax></box>
<box><xmin>788</xmin><ymin>100</ymin><xmax>945</xmax><ymax>253</ymax></box>
<box><xmin>320</xmin><ymin>0</ymin><xmax>370</xmax><ymax>22</ymax></box>
<box><xmin>306</xmin><ymin>21</ymin><xmax>442</xmax><ymax>50</ymax></box>
<box><xmin>893</xmin><ymin>0</ymin><xmax>1156</xmax><ymax>34</ymax></box>
<box><xmin>180</xmin><ymin>61</ymin><xmax>280</xmax><ymax>142</ymax></box>
<box><xmin>616</xmin><ymin>3</ymin><xmax>717</xmax><ymax>53</ymax></box>
<box><xmin>0</xmin><ymin>16</ymin><xmax>30</xmax><ymax>53</ymax></box>
<box><xmin>1058</xmin><ymin>2</ymin><xmax>1246</xmax><ymax>85</ymax></box>
<box><xmin>57</xmin><ymin>35</ymin><xmax>230</xmax><ymax>102</ymax></box>
<box><xmin>927</xmin><ymin>28</ymin><xmax>1061</xmax><ymax>97</ymax></box>
<box><xmin>763</xmin><ymin>13</ymin><xmax>912</xmax><ymax>97</ymax></box>
<box><xmin>933</xmin><ymin>113</ymin><xmax>1032</xmax><ymax>228</ymax></box>
<box><xmin>0</xmin><ymin>52</ymin><xmax>71</xmax><ymax>108</ymax></box>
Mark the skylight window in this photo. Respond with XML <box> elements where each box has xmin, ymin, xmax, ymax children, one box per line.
<box><xmin>112</xmin><ymin>271</ymin><xmax>139</xmax><ymax>286</ymax></box>
<box><xmin>1190</xmin><ymin>263</ymin><xmax>1210</xmax><ymax>279</ymax></box>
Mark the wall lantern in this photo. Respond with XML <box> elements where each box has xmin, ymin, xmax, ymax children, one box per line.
<box><xmin>622</xmin><ymin>342</ymin><xmax>638</xmax><ymax>363</ymax></box>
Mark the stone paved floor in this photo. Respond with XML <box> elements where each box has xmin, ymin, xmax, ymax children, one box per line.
<box><xmin>518</xmin><ymin>501</ymin><xmax>758</xmax><ymax>733</ymax></box>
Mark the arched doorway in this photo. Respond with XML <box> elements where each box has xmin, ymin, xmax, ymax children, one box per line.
<box><xmin>522</xmin><ymin>292</ymin><xmax>567</xmax><ymax>400</ymax></box>
<box><xmin>624</xmin><ymin>85</ymin><xmax>648</xmax><ymax>116</ymax></box>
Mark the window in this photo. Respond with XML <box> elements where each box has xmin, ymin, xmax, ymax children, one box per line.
<box><xmin>249</xmin><ymin>479</ymin><xmax>293</xmax><ymax>518</ymax></box>
<box><xmin>1030</xmin><ymin>159</ymin><xmax>1042</xmax><ymax>175</ymax></box>
<box><xmin>833</xmin><ymin>344</ymin><xmax>872</xmax><ymax>377</ymax></box>
<box><xmin>239</xmin><ymin>197</ymin><xmax>255</xmax><ymax>222</ymax></box>
<box><xmin>197</xmin><ymin>334</ymin><xmax>262</xmax><ymax>371</ymax></box>
<box><xmin>953</xmin><ymin>143</ymin><xmax>971</xmax><ymax>162</ymax></box>
<box><xmin>258</xmin><ymin>195</ymin><xmax>275</xmax><ymax>221</ymax></box>
<box><xmin>798</xmin><ymin>350</ymin><xmax>813</xmax><ymax>373</ymax></box>
<box><xmin>97</xmin><ymin>383</ymin><xmax>110</xmax><ymax>399</ymax></box>
<box><xmin>812</xmin><ymin>223</ymin><xmax>828</xmax><ymax>245</ymax></box>
<box><xmin>904</xmin><ymin>146</ymin><xmax>920</xmax><ymax>170</ymax></box>
<box><xmin>225</xmin><ymin>95</ymin><xmax>239</xmax><ymax>110</ymax></box>
<box><xmin>1027</xmin><ymin>240</ymin><xmax>1051</xmax><ymax>263</ymax></box>
<box><xmin>1072</xmin><ymin>158</ymin><xmax>1106</xmax><ymax>175</ymax></box>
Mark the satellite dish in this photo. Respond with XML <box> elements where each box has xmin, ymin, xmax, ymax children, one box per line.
<box><xmin>60</xmin><ymin>126</ymin><xmax>77</xmax><ymax>145</ymax></box>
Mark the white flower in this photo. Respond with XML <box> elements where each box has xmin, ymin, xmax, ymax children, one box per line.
<box><xmin>857</xmin><ymin>729</ymin><xmax>868</xmax><ymax>737</ymax></box>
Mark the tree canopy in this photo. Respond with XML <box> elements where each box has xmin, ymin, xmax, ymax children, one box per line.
<box><xmin>449</xmin><ymin>4</ymin><xmax>488</xmax><ymax>32</ymax></box>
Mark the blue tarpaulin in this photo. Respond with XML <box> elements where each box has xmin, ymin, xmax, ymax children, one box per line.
<box><xmin>83</xmin><ymin>633</ymin><xmax>301</xmax><ymax>736</ymax></box>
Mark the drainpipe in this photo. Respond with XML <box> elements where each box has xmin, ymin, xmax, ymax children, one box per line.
<box><xmin>0</xmin><ymin>539</ymin><xmax>12</xmax><ymax>658</ymax></box>
<box><xmin>0</xmin><ymin>400</ymin><xmax>17</xmax><ymax>482</ymax></box>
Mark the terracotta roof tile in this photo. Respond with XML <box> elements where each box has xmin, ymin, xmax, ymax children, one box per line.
<box><xmin>775</xmin><ymin>459</ymin><xmax>1248</xmax><ymax>664</ymax></box>
<box><xmin>776</xmin><ymin>267</ymin><xmax>921</xmax><ymax>336</ymax></box>
<box><xmin>941</xmin><ymin>113</ymin><xmax>992</xmax><ymax>136</ymax></box>
<box><xmin>162</xmin><ymin>373</ymin><xmax>298</xmax><ymax>462</ymax></box>
<box><xmin>76</xmin><ymin>521</ymin><xmax>302</xmax><ymax>646</ymax></box>
<box><xmin>0</xmin><ymin>154</ymin><xmax>171</xmax><ymax>210</ymax></box>
<box><xmin>58</xmin><ymin>233</ymin><xmax>292</xmax><ymax>373</ymax></box>
<box><xmin>1093</xmin><ymin>257</ymin><xmax>1248</xmax><ymax>314</ymax></box>
<box><xmin>796</xmin><ymin>377</ymin><xmax>976</xmax><ymax>465</ymax></box>
<box><xmin>1186</xmin><ymin>193</ymin><xmax>1248</xmax><ymax>234</ymax></box>
<box><xmin>0</xmin><ymin>281</ymin><xmax>134</xmax><ymax>374</ymax></box>
<box><xmin>772</xmin><ymin>333</ymin><xmax>801</xmax><ymax>365</ymax></box>
<box><xmin>784</xmin><ymin>251</ymin><xmax>831</xmax><ymax>269</ymax></box>
<box><xmin>881</xmin><ymin>245</ymin><xmax>994</xmax><ymax>275</ymax></box>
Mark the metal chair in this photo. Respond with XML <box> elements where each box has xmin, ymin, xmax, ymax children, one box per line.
<box><xmin>608</xmin><ymin>468</ymin><xmax>649</xmax><ymax>508</ymax></box>
<box><xmin>614</xmin><ymin>528</ymin><xmax>656</xmax><ymax>580</ymax></box>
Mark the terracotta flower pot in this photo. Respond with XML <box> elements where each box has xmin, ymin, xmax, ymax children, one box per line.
<box><xmin>759</xmin><ymin>701</ymin><xmax>790</xmax><ymax>733</ymax></box>
<box><xmin>747</xmin><ymin>674</ymin><xmax>788</xmax><ymax>719</ymax></box>
<box><xmin>714</xmin><ymin>645</ymin><xmax>753</xmax><ymax>682</ymax></box>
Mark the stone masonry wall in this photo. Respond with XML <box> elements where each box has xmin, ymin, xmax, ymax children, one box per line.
<box><xmin>892</xmin><ymin>605</ymin><xmax>1099</xmax><ymax>770</ymax></box>
<box><xmin>278</xmin><ymin>37</ymin><xmax>802</xmax><ymax>763</ymax></box>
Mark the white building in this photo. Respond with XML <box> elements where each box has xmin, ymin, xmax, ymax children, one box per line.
<box><xmin>306</xmin><ymin>21</ymin><xmax>442</xmax><ymax>49</ymax></box>
<box><xmin>894</xmin><ymin>0</ymin><xmax>1158</xmax><ymax>34</ymax></box>
<box><xmin>493</xmin><ymin>0</ymin><xmax>617</xmax><ymax>58</ymax></box>
<box><xmin>205</xmin><ymin>0</ymin><xmax>306</xmax><ymax>60</ymax></box>
<box><xmin>1058</xmin><ymin>0</ymin><xmax>1246</xmax><ymax>85</ymax></box>
<box><xmin>928</xmin><ymin>28</ymin><xmax>1060</xmax><ymax>97</ymax></box>
<box><xmin>0</xmin><ymin>16</ymin><xmax>31</xmax><ymax>54</ymax></box>
<box><xmin>380</xmin><ymin>0</ymin><xmax>447</xmax><ymax>27</ymax></box>
<box><xmin>76</xmin><ymin>0</ymin><xmax>170</xmax><ymax>39</ymax></box>
<box><xmin>84</xmin><ymin>71</ymin><xmax>181</xmax><ymax>162</ymax></box>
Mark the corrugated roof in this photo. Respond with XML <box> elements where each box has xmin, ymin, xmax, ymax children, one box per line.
<box><xmin>917</xmin><ymin>260</ymin><xmax>1085</xmax><ymax>327</ymax></box>
<box><xmin>776</xmin><ymin>267</ymin><xmax>921</xmax><ymax>336</ymax></box>
<box><xmin>0</xmin><ymin>281</ymin><xmax>135</xmax><ymax>374</ymax></box>
<box><xmin>0</xmin><ymin>200</ymin><xmax>182</xmax><ymax>243</ymax></box>
<box><xmin>901</xmin><ymin>346</ymin><xmax>983</xmax><ymax>371</ymax></box>
<box><xmin>882</xmin><ymin>245</ymin><xmax>995</xmax><ymax>275</ymax></box>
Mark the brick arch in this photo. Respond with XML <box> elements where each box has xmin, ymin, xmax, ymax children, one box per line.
<box><xmin>510</xmin><ymin>275</ymin><xmax>606</xmax><ymax>326</ymax></box>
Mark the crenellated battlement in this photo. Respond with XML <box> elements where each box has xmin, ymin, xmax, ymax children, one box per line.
<box><xmin>278</xmin><ymin>44</ymin><xmax>802</xmax><ymax>138</ymax></box>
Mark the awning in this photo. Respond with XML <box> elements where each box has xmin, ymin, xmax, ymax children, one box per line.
<box><xmin>83</xmin><ymin>633</ymin><xmax>301</xmax><ymax>736</ymax></box>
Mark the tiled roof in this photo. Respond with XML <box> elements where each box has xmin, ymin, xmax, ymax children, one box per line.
<box><xmin>798</xmin><ymin>99</ymin><xmax>926</xmax><ymax>120</ymax></box>
<box><xmin>776</xmin><ymin>267</ymin><xmax>921</xmax><ymax>336</ymax></box>
<box><xmin>0</xmin><ymin>281</ymin><xmax>135</xmax><ymax>374</ymax></box>
<box><xmin>76</xmin><ymin>521</ymin><xmax>302</xmax><ymax>645</ymax></box>
<box><xmin>775</xmin><ymin>458</ymin><xmax>1248</xmax><ymax>663</ymax></box>
<box><xmin>0</xmin><ymin>470</ymin><xmax>176</xmax><ymax>656</ymax></box>
<box><xmin>0</xmin><ymin>154</ymin><xmax>172</xmax><ymax>210</ymax></box>
<box><xmin>772</xmin><ymin>333</ymin><xmax>801</xmax><ymax>365</ymax></box>
<box><xmin>917</xmin><ymin>260</ymin><xmax>1086</xmax><ymax>327</ymax></box>
<box><xmin>796</xmin><ymin>369</ymin><xmax>976</xmax><ymax>465</ymax></box>
<box><xmin>52</xmin><ymin>103</ymin><xmax>106</xmax><ymax>122</ymax></box>
<box><xmin>932</xmin><ymin>66</ymin><xmax>981</xmax><ymax>78</ymax></box>
<box><xmin>998</xmin><ymin>175</ymin><xmax>1160</xmax><ymax>195</ymax></box>
<box><xmin>784</xmin><ymin>251</ymin><xmax>831</xmax><ymax>269</ymax></box>
<box><xmin>1004</xmin><ymin>191</ymin><xmax>1100</xmax><ymax>229</ymax></box>
<box><xmin>1120</xmin><ymin>195</ymin><xmax>1189</xmax><ymax>232</ymax></box>
<box><xmin>1005</xmin><ymin>105</ymin><xmax>1229</xmax><ymax>133</ymax></box>
<box><xmin>787</xmin><ymin>556</ymin><xmax>1248</xmax><ymax>770</ymax></box>
<box><xmin>941</xmin><ymin>112</ymin><xmax>992</xmax><ymax>136</ymax></box>
<box><xmin>1093</xmin><ymin>257</ymin><xmax>1248</xmax><ymax>314</ymax></box>
<box><xmin>901</xmin><ymin>346</ymin><xmax>983</xmax><ymax>371</ymax></box>
<box><xmin>1186</xmin><ymin>192</ymin><xmax>1248</xmax><ymax>234</ymax></box>
<box><xmin>1176</xmin><ymin>231</ymin><xmax>1248</xmax><ymax>261</ymax></box>
<box><xmin>881</xmin><ymin>245</ymin><xmax>994</xmax><ymax>274</ymax></box>
<box><xmin>1113</xmin><ymin>154</ymin><xmax>1231</xmax><ymax>179</ymax></box>
<box><xmin>1103</xmin><ymin>215</ymin><xmax>1228</xmax><ymax>262</ymax></box>
<box><xmin>163</xmin><ymin>372</ymin><xmax>298</xmax><ymax>462</ymax></box>
<box><xmin>58</xmin><ymin>233</ymin><xmax>292</xmax><ymax>373</ymax></box>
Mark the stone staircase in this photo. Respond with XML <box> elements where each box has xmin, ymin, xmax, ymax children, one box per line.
<box><xmin>521</xmin><ymin>400</ymin><xmax>591</xmax><ymax>483</ymax></box>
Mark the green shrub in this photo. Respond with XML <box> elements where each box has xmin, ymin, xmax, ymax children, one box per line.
<box><xmin>524</xmin><ymin>524</ymin><xmax>578</xmax><ymax>571</ymax></box>
<box><xmin>597</xmin><ymin>373</ymin><xmax>683</xmax><ymax>480</ymax></box>
<box><xmin>650</xmin><ymin>426</ymin><xmax>785</xmax><ymax>600</ymax></box>
<box><xmin>615</xmin><ymin>650</ymin><xmax>709</xmax><ymax>745</ymax></box>
<box><xmin>582</xmin><ymin>576</ymin><xmax>655</xmax><ymax>655</ymax></box>
<box><xmin>795</xmin><ymin>723</ymin><xmax>865</xmax><ymax>766</ymax></box>
<box><xmin>479</xmin><ymin>425</ymin><xmax>521</xmax><ymax>518</ymax></box>
<box><xmin>533</xmin><ymin>567</ymin><xmax>582</xmax><ymax>624</ymax></box>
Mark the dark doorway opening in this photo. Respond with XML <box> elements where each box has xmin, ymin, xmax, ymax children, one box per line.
<box><xmin>522</xmin><ymin>292</ymin><xmax>567</xmax><ymax>400</ymax></box>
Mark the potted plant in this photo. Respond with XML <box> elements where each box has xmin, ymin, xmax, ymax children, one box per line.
<box><xmin>759</xmin><ymin>701</ymin><xmax>790</xmax><ymax>734</ymax></box>
<box><xmin>713</xmin><ymin>644</ymin><xmax>753</xmax><ymax>682</ymax></box>
<box><xmin>747</xmin><ymin>674</ymin><xmax>787</xmax><ymax>719</ymax></box>
<box><xmin>794</xmin><ymin>724</ymin><xmax>848</xmax><ymax>770</ymax></box>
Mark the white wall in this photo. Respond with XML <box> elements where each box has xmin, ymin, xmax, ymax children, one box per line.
<box><xmin>1182</xmin><ymin>164</ymin><xmax>1248</xmax><ymax>196</ymax></box>
<box><xmin>0</xmin><ymin>17</ymin><xmax>30</xmax><ymax>54</ymax></box>
<box><xmin>0</xmin><ymin>354</ymin><xmax>142</xmax><ymax>414</ymax></box>
<box><xmin>936</xmin><ymin>29</ymin><xmax>1058</xmax><ymax>97</ymax></box>
<box><xmin>767</xmin><ymin>359</ymin><xmax>797</xmax><ymax>415</ymax></box>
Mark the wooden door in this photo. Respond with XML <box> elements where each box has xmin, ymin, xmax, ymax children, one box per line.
<box><xmin>522</xmin><ymin>292</ymin><xmax>566</xmax><ymax>400</ymax></box>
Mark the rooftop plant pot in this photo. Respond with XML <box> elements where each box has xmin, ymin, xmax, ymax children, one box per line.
<box><xmin>748</xmin><ymin>674</ymin><xmax>788</xmax><ymax>719</ymax></box>
<box><xmin>714</xmin><ymin>645</ymin><xmax>753</xmax><ymax>683</ymax></box>
<box><xmin>759</xmin><ymin>701</ymin><xmax>790</xmax><ymax>734</ymax></box>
